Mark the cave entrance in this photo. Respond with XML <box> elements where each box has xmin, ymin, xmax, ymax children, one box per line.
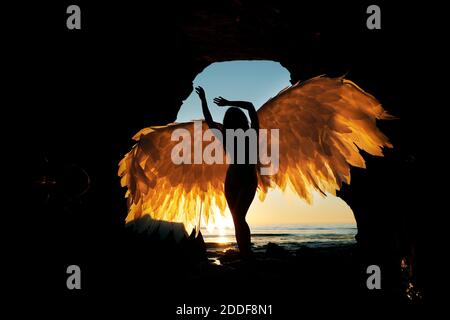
<box><xmin>176</xmin><ymin>60</ymin><xmax>356</xmax><ymax>247</ymax></box>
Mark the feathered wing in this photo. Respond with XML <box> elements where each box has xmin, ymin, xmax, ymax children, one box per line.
<box><xmin>257</xmin><ymin>75</ymin><xmax>394</xmax><ymax>203</ymax></box>
<box><xmin>119</xmin><ymin>76</ymin><xmax>393</xmax><ymax>236</ymax></box>
<box><xmin>118</xmin><ymin>121</ymin><xmax>228</xmax><ymax>236</ymax></box>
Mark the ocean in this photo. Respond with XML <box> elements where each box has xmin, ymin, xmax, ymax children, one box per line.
<box><xmin>202</xmin><ymin>224</ymin><xmax>357</xmax><ymax>252</ymax></box>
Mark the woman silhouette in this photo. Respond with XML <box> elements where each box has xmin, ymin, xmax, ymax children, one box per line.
<box><xmin>196</xmin><ymin>86</ymin><xmax>259</xmax><ymax>259</ymax></box>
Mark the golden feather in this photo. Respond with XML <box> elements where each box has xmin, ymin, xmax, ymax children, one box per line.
<box><xmin>119</xmin><ymin>76</ymin><xmax>393</xmax><ymax>234</ymax></box>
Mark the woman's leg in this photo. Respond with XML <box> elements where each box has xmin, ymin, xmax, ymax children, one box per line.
<box><xmin>227</xmin><ymin>181</ymin><xmax>257</xmax><ymax>258</ymax></box>
<box><xmin>232</xmin><ymin>210</ymin><xmax>252</xmax><ymax>258</ymax></box>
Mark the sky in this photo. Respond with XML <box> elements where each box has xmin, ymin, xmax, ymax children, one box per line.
<box><xmin>176</xmin><ymin>60</ymin><xmax>355</xmax><ymax>225</ymax></box>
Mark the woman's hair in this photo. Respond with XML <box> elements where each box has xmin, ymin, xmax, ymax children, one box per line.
<box><xmin>223</xmin><ymin>107</ymin><xmax>249</xmax><ymax>130</ymax></box>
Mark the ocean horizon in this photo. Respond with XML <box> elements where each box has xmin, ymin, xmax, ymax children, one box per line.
<box><xmin>202</xmin><ymin>223</ymin><xmax>357</xmax><ymax>252</ymax></box>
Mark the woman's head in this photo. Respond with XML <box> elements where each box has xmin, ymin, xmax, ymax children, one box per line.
<box><xmin>223</xmin><ymin>107</ymin><xmax>249</xmax><ymax>130</ymax></box>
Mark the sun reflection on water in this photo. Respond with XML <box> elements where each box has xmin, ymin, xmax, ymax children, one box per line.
<box><xmin>203</xmin><ymin>207</ymin><xmax>234</xmax><ymax>243</ymax></box>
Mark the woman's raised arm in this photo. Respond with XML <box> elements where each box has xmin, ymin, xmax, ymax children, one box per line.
<box><xmin>195</xmin><ymin>86</ymin><xmax>221</xmax><ymax>130</ymax></box>
<box><xmin>213</xmin><ymin>97</ymin><xmax>259</xmax><ymax>131</ymax></box>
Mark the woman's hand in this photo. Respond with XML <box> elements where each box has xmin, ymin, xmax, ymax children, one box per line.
<box><xmin>213</xmin><ymin>96</ymin><xmax>229</xmax><ymax>107</ymax></box>
<box><xmin>195</xmin><ymin>86</ymin><xmax>206</xmax><ymax>101</ymax></box>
